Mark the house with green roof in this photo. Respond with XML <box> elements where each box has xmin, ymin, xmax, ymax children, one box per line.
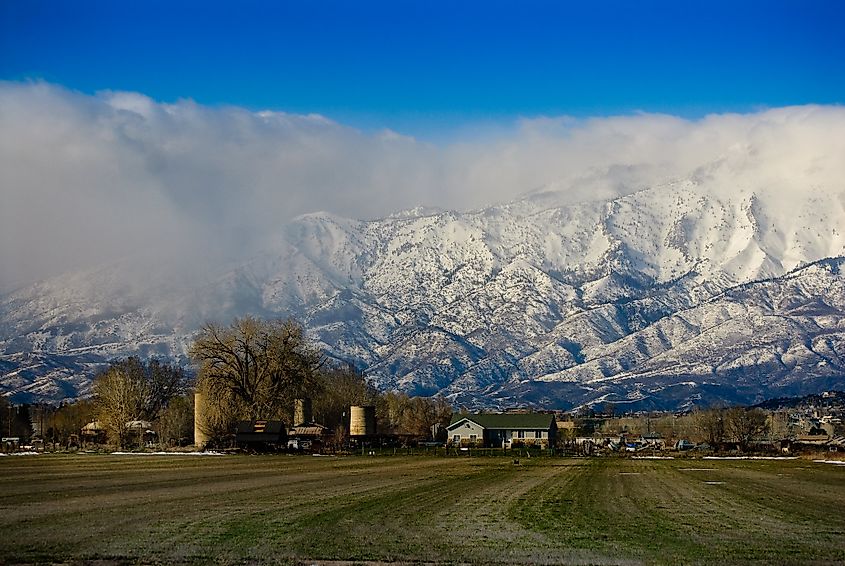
<box><xmin>447</xmin><ymin>413</ymin><xmax>557</xmax><ymax>448</ymax></box>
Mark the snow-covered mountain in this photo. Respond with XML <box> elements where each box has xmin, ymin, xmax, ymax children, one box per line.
<box><xmin>3</xmin><ymin>174</ymin><xmax>845</xmax><ymax>409</ymax></box>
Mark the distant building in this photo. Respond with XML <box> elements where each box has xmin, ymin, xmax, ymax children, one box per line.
<box><xmin>288</xmin><ymin>398</ymin><xmax>329</xmax><ymax>451</ymax></box>
<box><xmin>287</xmin><ymin>423</ymin><xmax>328</xmax><ymax>452</ymax></box>
<box><xmin>125</xmin><ymin>420</ymin><xmax>156</xmax><ymax>446</ymax></box>
<box><xmin>447</xmin><ymin>413</ymin><xmax>557</xmax><ymax>448</ymax></box>
<box><xmin>81</xmin><ymin>420</ymin><xmax>107</xmax><ymax>445</ymax></box>
<box><xmin>235</xmin><ymin>420</ymin><xmax>287</xmax><ymax>451</ymax></box>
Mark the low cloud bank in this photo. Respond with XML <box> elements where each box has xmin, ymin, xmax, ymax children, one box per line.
<box><xmin>1</xmin><ymin>81</ymin><xmax>843</xmax><ymax>291</ymax></box>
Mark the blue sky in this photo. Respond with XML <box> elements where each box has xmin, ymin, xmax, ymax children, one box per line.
<box><xmin>2</xmin><ymin>0</ymin><xmax>843</xmax><ymax>139</ymax></box>
<box><xmin>2</xmin><ymin>1</ymin><xmax>845</xmax><ymax>289</ymax></box>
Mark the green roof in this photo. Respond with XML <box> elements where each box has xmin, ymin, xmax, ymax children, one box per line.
<box><xmin>448</xmin><ymin>413</ymin><xmax>555</xmax><ymax>430</ymax></box>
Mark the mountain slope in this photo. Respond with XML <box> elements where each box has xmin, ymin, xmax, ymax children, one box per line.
<box><xmin>2</xmin><ymin>177</ymin><xmax>845</xmax><ymax>408</ymax></box>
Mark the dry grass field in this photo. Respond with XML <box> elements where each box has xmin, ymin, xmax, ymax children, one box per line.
<box><xmin>1</xmin><ymin>453</ymin><xmax>844</xmax><ymax>565</ymax></box>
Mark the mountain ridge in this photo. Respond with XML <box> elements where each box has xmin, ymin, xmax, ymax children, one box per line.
<box><xmin>3</xmin><ymin>176</ymin><xmax>845</xmax><ymax>408</ymax></box>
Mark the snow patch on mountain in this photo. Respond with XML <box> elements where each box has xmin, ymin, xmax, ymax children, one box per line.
<box><xmin>3</xmin><ymin>176</ymin><xmax>845</xmax><ymax>408</ymax></box>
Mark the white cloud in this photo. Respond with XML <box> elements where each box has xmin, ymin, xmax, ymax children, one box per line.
<box><xmin>1</xmin><ymin>81</ymin><xmax>843</xmax><ymax>291</ymax></box>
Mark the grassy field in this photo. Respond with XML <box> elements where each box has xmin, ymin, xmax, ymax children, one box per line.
<box><xmin>1</xmin><ymin>454</ymin><xmax>844</xmax><ymax>565</ymax></box>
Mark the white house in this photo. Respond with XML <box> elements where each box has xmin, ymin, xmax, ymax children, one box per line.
<box><xmin>447</xmin><ymin>413</ymin><xmax>557</xmax><ymax>448</ymax></box>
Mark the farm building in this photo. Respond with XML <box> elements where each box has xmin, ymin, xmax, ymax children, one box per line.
<box><xmin>447</xmin><ymin>413</ymin><xmax>557</xmax><ymax>448</ymax></box>
<box><xmin>125</xmin><ymin>420</ymin><xmax>156</xmax><ymax>446</ymax></box>
<box><xmin>235</xmin><ymin>420</ymin><xmax>287</xmax><ymax>451</ymax></box>
<box><xmin>81</xmin><ymin>421</ymin><xmax>106</xmax><ymax>445</ymax></box>
<box><xmin>287</xmin><ymin>423</ymin><xmax>328</xmax><ymax>451</ymax></box>
<box><xmin>287</xmin><ymin>398</ymin><xmax>329</xmax><ymax>451</ymax></box>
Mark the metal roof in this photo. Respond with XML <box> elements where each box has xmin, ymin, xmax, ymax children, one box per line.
<box><xmin>289</xmin><ymin>424</ymin><xmax>328</xmax><ymax>436</ymax></box>
<box><xmin>448</xmin><ymin>413</ymin><xmax>556</xmax><ymax>430</ymax></box>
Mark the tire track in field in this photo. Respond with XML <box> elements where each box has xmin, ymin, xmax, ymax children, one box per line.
<box><xmin>670</xmin><ymin>461</ymin><xmax>845</xmax><ymax>561</ymax></box>
<box><xmin>622</xmin><ymin>459</ymin><xmax>845</xmax><ymax>562</ymax></box>
<box><xmin>257</xmin><ymin>459</ymin><xmax>516</xmax><ymax>563</ymax></box>
<box><xmin>0</xmin><ymin>456</ymin><xmax>447</xmax><ymax>522</ymax></box>
<box><xmin>433</xmin><ymin>462</ymin><xmax>554</xmax><ymax>551</ymax></box>
<box><xmin>119</xmin><ymin>457</ymin><xmax>463</xmax><ymax>562</ymax></box>
<box><xmin>506</xmin><ymin>459</ymin><xmax>709</xmax><ymax>564</ymax></box>
<box><xmin>437</xmin><ymin>461</ymin><xmax>616</xmax><ymax>565</ymax></box>
<box><xmin>0</xmin><ymin>456</ymin><xmax>451</xmax><ymax>562</ymax></box>
<box><xmin>606</xmin><ymin>459</ymin><xmax>818</xmax><ymax>562</ymax></box>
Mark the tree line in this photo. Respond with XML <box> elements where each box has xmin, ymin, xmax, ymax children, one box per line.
<box><xmin>86</xmin><ymin>316</ymin><xmax>453</xmax><ymax>449</ymax></box>
<box><xmin>570</xmin><ymin>405</ymin><xmax>771</xmax><ymax>450</ymax></box>
<box><xmin>8</xmin><ymin>315</ymin><xmax>775</xmax><ymax>452</ymax></box>
<box><xmin>692</xmin><ymin>406</ymin><xmax>769</xmax><ymax>451</ymax></box>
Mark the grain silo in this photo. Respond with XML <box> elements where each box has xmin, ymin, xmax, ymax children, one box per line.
<box><xmin>294</xmin><ymin>398</ymin><xmax>313</xmax><ymax>426</ymax></box>
<box><xmin>194</xmin><ymin>391</ymin><xmax>210</xmax><ymax>448</ymax></box>
<box><xmin>349</xmin><ymin>405</ymin><xmax>376</xmax><ymax>437</ymax></box>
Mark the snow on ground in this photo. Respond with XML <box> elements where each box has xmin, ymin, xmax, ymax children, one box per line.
<box><xmin>702</xmin><ymin>456</ymin><xmax>799</xmax><ymax>460</ymax></box>
<box><xmin>110</xmin><ymin>451</ymin><xmax>226</xmax><ymax>456</ymax></box>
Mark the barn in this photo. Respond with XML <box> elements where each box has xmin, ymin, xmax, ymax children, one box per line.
<box><xmin>235</xmin><ymin>420</ymin><xmax>287</xmax><ymax>451</ymax></box>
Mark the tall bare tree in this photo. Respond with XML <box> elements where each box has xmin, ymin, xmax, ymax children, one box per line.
<box><xmin>313</xmin><ymin>365</ymin><xmax>378</xmax><ymax>431</ymax></box>
<box><xmin>693</xmin><ymin>407</ymin><xmax>726</xmax><ymax>446</ymax></box>
<box><xmin>51</xmin><ymin>400</ymin><xmax>96</xmax><ymax>445</ymax></box>
<box><xmin>93</xmin><ymin>357</ymin><xmax>188</xmax><ymax>448</ymax></box>
<box><xmin>725</xmin><ymin>407</ymin><xmax>769</xmax><ymax>451</ymax></box>
<box><xmin>157</xmin><ymin>393</ymin><xmax>194</xmax><ymax>447</ymax></box>
<box><xmin>376</xmin><ymin>391</ymin><xmax>452</xmax><ymax>439</ymax></box>
<box><xmin>191</xmin><ymin>316</ymin><xmax>324</xmax><ymax>421</ymax></box>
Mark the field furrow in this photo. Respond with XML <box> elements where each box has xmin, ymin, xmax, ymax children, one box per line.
<box><xmin>1</xmin><ymin>455</ymin><xmax>843</xmax><ymax>565</ymax></box>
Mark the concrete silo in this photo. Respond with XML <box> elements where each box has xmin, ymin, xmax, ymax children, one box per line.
<box><xmin>349</xmin><ymin>405</ymin><xmax>376</xmax><ymax>437</ymax></box>
<box><xmin>294</xmin><ymin>398</ymin><xmax>313</xmax><ymax>426</ymax></box>
<box><xmin>194</xmin><ymin>391</ymin><xmax>210</xmax><ymax>449</ymax></box>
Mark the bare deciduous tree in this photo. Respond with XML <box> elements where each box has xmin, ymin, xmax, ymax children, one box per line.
<box><xmin>93</xmin><ymin>357</ymin><xmax>188</xmax><ymax>448</ymax></box>
<box><xmin>313</xmin><ymin>365</ymin><xmax>378</xmax><ymax>432</ymax></box>
<box><xmin>157</xmin><ymin>393</ymin><xmax>194</xmax><ymax>447</ymax></box>
<box><xmin>191</xmin><ymin>316</ymin><xmax>324</xmax><ymax>422</ymax></box>
<box><xmin>725</xmin><ymin>407</ymin><xmax>769</xmax><ymax>451</ymax></box>
<box><xmin>693</xmin><ymin>407</ymin><xmax>726</xmax><ymax>447</ymax></box>
<box><xmin>376</xmin><ymin>391</ymin><xmax>452</xmax><ymax>440</ymax></box>
<box><xmin>51</xmin><ymin>400</ymin><xmax>96</xmax><ymax>445</ymax></box>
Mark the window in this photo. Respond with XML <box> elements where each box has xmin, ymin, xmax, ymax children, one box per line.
<box><xmin>517</xmin><ymin>430</ymin><xmax>525</xmax><ymax>439</ymax></box>
<box><xmin>453</xmin><ymin>434</ymin><xmax>460</xmax><ymax>443</ymax></box>
<box><xmin>469</xmin><ymin>434</ymin><xmax>477</xmax><ymax>443</ymax></box>
<box><xmin>536</xmin><ymin>430</ymin><xmax>544</xmax><ymax>438</ymax></box>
